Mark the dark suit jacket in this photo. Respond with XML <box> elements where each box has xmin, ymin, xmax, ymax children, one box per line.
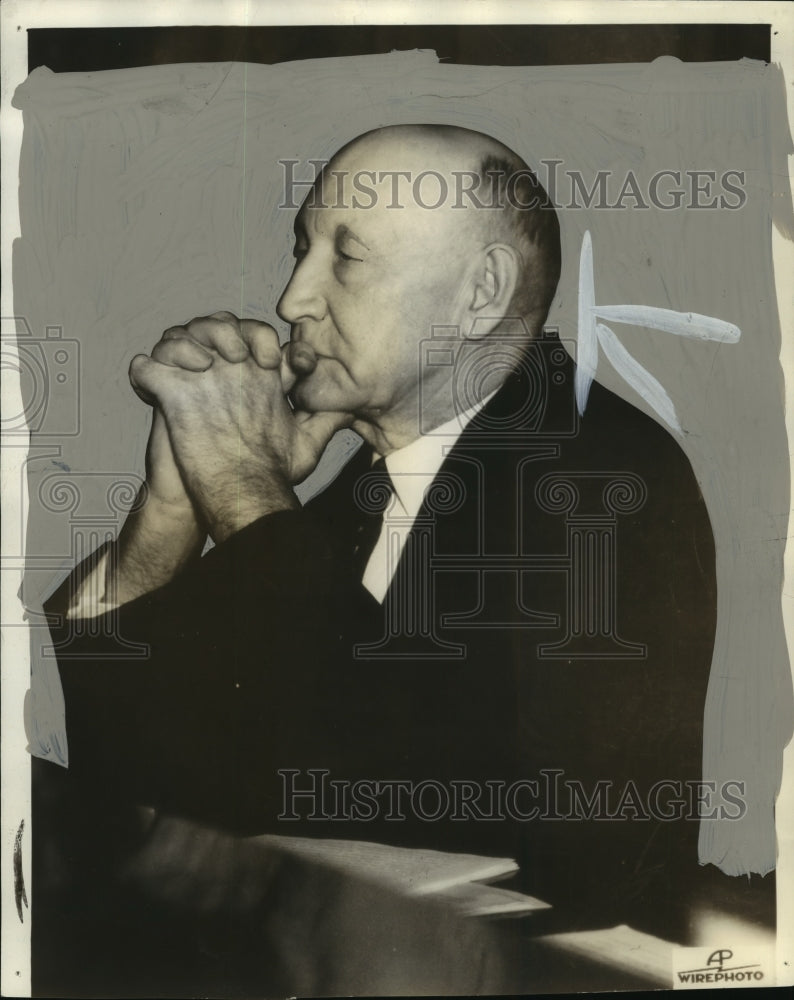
<box><xmin>47</xmin><ymin>335</ymin><xmax>717</xmax><ymax>927</ymax></box>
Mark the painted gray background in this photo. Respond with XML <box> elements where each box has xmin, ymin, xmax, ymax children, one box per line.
<box><xmin>13</xmin><ymin>51</ymin><xmax>793</xmax><ymax>875</ymax></box>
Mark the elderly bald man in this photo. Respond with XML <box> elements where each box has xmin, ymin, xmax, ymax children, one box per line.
<box><xmin>44</xmin><ymin>124</ymin><xmax>716</xmax><ymax>935</ymax></box>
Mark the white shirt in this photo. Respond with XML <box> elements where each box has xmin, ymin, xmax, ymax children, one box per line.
<box><xmin>362</xmin><ymin>392</ymin><xmax>495</xmax><ymax>603</ymax></box>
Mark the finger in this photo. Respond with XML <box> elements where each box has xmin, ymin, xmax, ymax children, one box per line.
<box><xmin>129</xmin><ymin>354</ymin><xmax>184</xmax><ymax>405</ymax></box>
<box><xmin>161</xmin><ymin>325</ymin><xmax>203</xmax><ymax>343</ymax></box>
<box><xmin>129</xmin><ymin>353</ymin><xmax>158</xmax><ymax>405</ymax></box>
<box><xmin>280</xmin><ymin>340</ymin><xmax>318</xmax><ymax>392</ymax></box>
<box><xmin>280</xmin><ymin>343</ymin><xmax>297</xmax><ymax>393</ymax></box>
<box><xmin>184</xmin><ymin>313</ymin><xmax>249</xmax><ymax>363</ymax></box>
<box><xmin>152</xmin><ymin>338</ymin><xmax>214</xmax><ymax>371</ymax></box>
<box><xmin>240</xmin><ymin>320</ymin><xmax>282</xmax><ymax>369</ymax></box>
<box><xmin>289</xmin><ymin>341</ymin><xmax>319</xmax><ymax>376</ymax></box>
<box><xmin>295</xmin><ymin>409</ymin><xmax>354</xmax><ymax>451</ymax></box>
<box><xmin>208</xmin><ymin>310</ymin><xmax>240</xmax><ymax>324</ymax></box>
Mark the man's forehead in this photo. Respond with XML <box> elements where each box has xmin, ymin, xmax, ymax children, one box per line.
<box><xmin>294</xmin><ymin>186</ymin><xmax>409</xmax><ymax>243</ymax></box>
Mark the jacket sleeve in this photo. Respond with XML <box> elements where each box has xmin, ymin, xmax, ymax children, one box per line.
<box><xmin>49</xmin><ymin>509</ymin><xmax>357</xmax><ymax>833</ymax></box>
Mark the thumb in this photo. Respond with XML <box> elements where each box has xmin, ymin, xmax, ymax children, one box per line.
<box><xmin>129</xmin><ymin>353</ymin><xmax>163</xmax><ymax>406</ymax></box>
<box><xmin>280</xmin><ymin>341</ymin><xmax>318</xmax><ymax>393</ymax></box>
<box><xmin>295</xmin><ymin>409</ymin><xmax>354</xmax><ymax>452</ymax></box>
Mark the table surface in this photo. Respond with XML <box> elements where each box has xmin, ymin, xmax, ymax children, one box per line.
<box><xmin>31</xmin><ymin>760</ymin><xmax>776</xmax><ymax>997</ymax></box>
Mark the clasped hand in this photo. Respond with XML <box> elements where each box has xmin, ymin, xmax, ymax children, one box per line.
<box><xmin>129</xmin><ymin>311</ymin><xmax>351</xmax><ymax>542</ymax></box>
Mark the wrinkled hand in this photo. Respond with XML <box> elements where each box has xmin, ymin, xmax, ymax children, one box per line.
<box><xmin>145</xmin><ymin>409</ymin><xmax>195</xmax><ymax>512</ymax></box>
<box><xmin>130</xmin><ymin>312</ymin><xmax>352</xmax><ymax>541</ymax></box>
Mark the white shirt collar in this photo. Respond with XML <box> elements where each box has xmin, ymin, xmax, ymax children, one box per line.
<box><xmin>361</xmin><ymin>389</ymin><xmax>497</xmax><ymax>603</ymax></box>
<box><xmin>377</xmin><ymin>389</ymin><xmax>498</xmax><ymax>520</ymax></box>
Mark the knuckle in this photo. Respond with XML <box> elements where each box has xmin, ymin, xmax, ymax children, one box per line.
<box><xmin>187</xmin><ymin>315</ymin><xmax>241</xmax><ymax>348</ymax></box>
<box><xmin>128</xmin><ymin>354</ymin><xmax>149</xmax><ymax>386</ymax></box>
<box><xmin>242</xmin><ymin>319</ymin><xmax>274</xmax><ymax>332</ymax></box>
<box><xmin>161</xmin><ymin>325</ymin><xmax>187</xmax><ymax>341</ymax></box>
<box><xmin>185</xmin><ymin>316</ymin><xmax>209</xmax><ymax>336</ymax></box>
<box><xmin>261</xmin><ymin>342</ymin><xmax>282</xmax><ymax>365</ymax></box>
<box><xmin>246</xmin><ymin>320</ymin><xmax>280</xmax><ymax>346</ymax></box>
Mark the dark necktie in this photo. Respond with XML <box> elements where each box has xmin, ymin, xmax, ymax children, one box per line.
<box><xmin>351</xmin><ymin>457</ymin><xmax>393</xmax><ymax>579</ymax></box>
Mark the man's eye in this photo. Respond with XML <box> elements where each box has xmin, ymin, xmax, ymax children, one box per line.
<box><xmin>337</xmin><ymin>249</ymin><xmax>362</xmax><ymax>263</ymax></box>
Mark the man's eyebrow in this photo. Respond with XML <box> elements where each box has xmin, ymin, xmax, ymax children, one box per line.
<box><xmin>336</xmin><ymin>224</ymin><xmax>371</xmax><ymax>252</ymax></box>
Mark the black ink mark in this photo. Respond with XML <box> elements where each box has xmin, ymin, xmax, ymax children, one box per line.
<box><xmin>14</xmin><ymin>819</ymin><xmax>28</xmax><ymax>923</ymax></box>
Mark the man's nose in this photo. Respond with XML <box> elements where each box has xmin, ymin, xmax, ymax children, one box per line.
<box><xmin>276</xmin><ymin>259</ymin><xmax>326</xmax><ymax>327</ymax></box>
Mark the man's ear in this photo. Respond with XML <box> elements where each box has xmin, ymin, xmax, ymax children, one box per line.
<box><xmin>467</xmin><ymin>243</ymin><xmax>522</xmax><ymax>340</ymax></box>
